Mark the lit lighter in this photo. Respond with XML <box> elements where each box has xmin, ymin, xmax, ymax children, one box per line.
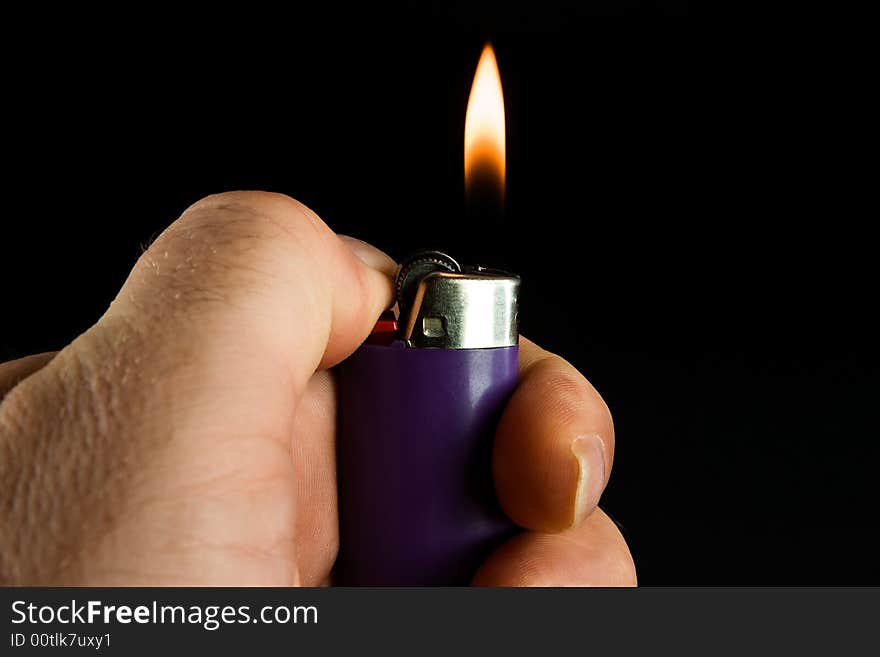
<box><xmin>336</xmin><ymin>249</ymin><xmax>520</xmax><ymax>585</ymax></box>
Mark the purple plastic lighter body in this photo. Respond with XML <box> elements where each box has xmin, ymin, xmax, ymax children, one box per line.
<box><xmin>336</xmin><ymin>340</ymin><xmax>519</xmax><ymax>586</ymax></box>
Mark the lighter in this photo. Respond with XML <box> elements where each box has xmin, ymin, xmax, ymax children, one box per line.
<box><xmin>336</xmin><ymin>249</ymin><xmax>520</xmax><ymax>585</ymax></box>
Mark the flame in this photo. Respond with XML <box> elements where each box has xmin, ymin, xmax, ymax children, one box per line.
<box><xmin>465</xmin><ymin>44</ymin><xmax>505</xmax><ymax>201</ymax></box>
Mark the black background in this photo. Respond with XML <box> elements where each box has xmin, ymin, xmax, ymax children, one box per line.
<box><xmin>3</xmin><ymin>3</ymin><xmax>878</xmax><ymax>584</ymax></box>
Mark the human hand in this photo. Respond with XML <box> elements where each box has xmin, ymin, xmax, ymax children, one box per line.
<box><xmin>0</xmin><ymin>192</ymin><xmax>635</xmax><ymax>586</ymax></box>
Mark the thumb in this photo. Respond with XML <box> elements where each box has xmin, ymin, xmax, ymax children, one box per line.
<box><xmin>112</xmin><ymin>191</ymin><xmax>395</xmax><ymax>378</ymax></box>
<box><xmin>0</xmin><ymin>192</ymin><xmax>394</xmax><ymax>583</ymax></box>
<box><xmin>92</xmin><ymin>191</ymin><xmax>395</xmax><ymax>439</ymax></box>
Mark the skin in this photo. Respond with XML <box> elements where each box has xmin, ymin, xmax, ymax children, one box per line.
<box><xmin>0</xmin><ymin>192</ymin><xmax>635</xmax><ymax>586</ymax></box>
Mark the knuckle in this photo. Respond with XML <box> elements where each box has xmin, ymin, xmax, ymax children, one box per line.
<box><xmin>185</xmin><ymin>190</ymin><xmax>298</xmax><ymax>217</ymax></box>
<box><xmin>127</xmin><ymin>192</ymin><xmax>330</xmax><ymax>312</ymax></box>
<box><xmin>182</xmin><ymin>191</ymin><xmax>325</xmax><ymax>242</ymax></box>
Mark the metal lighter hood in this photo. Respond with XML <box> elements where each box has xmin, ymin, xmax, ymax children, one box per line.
<box><xmin>395</xmin><ymin>250</ymin><xmax>519</xmax><ymax>350</ymax></box>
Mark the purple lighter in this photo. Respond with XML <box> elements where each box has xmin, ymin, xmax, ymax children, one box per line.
<box><xmin>336</xmin><ymin>250</ymin><xmax>520</xmax><ymax>585</ymax></box>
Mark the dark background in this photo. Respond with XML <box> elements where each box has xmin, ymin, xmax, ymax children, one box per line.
<box><xmin>4</xmin><ymin>3</ymin><xmax>878</xmax><ymax>584</ymax></box>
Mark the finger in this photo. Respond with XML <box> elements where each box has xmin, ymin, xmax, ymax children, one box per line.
<box><xmin>0</xmin><ymin>352</ymin><xmax>57</xmax><ymax>400</ymax></box>
<box><xmin>115</xmin><ymin>192</ymin><xmax>395</xmax><ymax>378</ymax></box>
<box><xmin>493</xmin><ymin>336</ymin><xmax>615</xmax><ymax>533</ymax></box>
<box><xmin>338</xmin><ymin>235</ymin><xmax>398</xmax><ymax>278</ymax></box>
<box><xmin>289</xmin><ymin>236</ymin><xmax>394</xmax><ymax>584</ymax></box>
<box><xmin>0</xmin><ymin>192</ymin><xmax>394</xmax><ymax>584</ymax></box>
<box><xmin>472</xmin><ymin>508</ymin><xmax>636</xmax><ymax>586</ymax></box>
<box><xmin>92</xmin><ymin>191</ymin><xmax>395</xmax><ymax>447</ymax></box>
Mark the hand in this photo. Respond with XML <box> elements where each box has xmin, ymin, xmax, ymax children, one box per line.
<box><xmin>0</xmin><ymin>192</ymin><xmax>635</xmax><ymax>586</ymax></box>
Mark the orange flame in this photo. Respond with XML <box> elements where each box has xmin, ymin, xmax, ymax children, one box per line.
<box><xmin>465</xmin><ymin>44</ymin><xmax>505</xmax><ymax>202</ymax></box>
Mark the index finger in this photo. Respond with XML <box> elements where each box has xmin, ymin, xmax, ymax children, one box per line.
<box><xmin>492</xmin><ymin>336</ymin><xmax>615</xmax><ymax>533</ymax></box>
